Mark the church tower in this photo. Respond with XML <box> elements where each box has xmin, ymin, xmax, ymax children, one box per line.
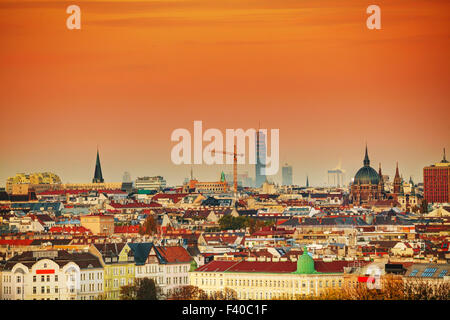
<box><xmin>378</xmin><ymin>163</ymin><xmax>384</xmax><ymax>199</ymax></box>
<box><xmin>92</xmin><ymin>148</ymin><xmax>104</xmax><ymax>183</ymax></box>
<box><xmin>393</xmin><ymin>162</ymin><xmax>401</xmax><ymax>195</ymax></box>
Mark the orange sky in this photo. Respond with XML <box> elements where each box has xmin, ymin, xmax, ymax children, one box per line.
<box><xmin>0</xmin><ymin>0</ymin><xmax>449</xmax><ymax>186</ymax></box>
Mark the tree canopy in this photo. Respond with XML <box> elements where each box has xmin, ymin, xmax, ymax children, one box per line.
<box><xmin>120</xmin><ymin>278</ymin><xmax>160</xmax><ymax>300</ymax></box>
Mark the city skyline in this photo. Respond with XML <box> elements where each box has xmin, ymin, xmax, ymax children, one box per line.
<box><xmin>0</xmin><ymin>0</ymin><xmax>449</xmax><ymax>305</ymax></box>
<box><xmin>1</xmin><ymin>145</ymin><xmax>448</xmax><ymax>188</ymax></box>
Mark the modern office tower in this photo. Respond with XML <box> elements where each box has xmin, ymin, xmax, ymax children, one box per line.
<box><xmin>122</xmin><ymin>171</ymin><xmax>131</xmax><ymax>183</ymax></box>
<box><xmin>327</xmin><ymin>160</ymin><xmax>345</xmax><ymax>187</ymax></box>
<box><xmin>282</xmin><ymin>163</ymin><xmax>293</xmax><ymax>186</ymax></box>
<box><xmin>224</xmin><ymin>171</ymin><xmax>253</xmax><ymax>188</ymax></box>
<box><xmin>255</xmin><ymin>130</ymin><xmax>267</xmax><ymax>188</ymax></box>
<box><xmin>424</xmin><ymin>148</ymin><xmax>450</xmax><ymax>204</ymax></box>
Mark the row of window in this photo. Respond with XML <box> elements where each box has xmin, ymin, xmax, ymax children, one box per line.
<box><xmin>196</xmin><ymin>277</ymin><xmax>342</xmax><ymax>289</ymax></box>
<box><xmin>106</xmin><ymin>267</ymin><xmax>134</xmax><ymax>276</ymax></box>
<box><xmin>80</xmin><ymin>283</ymin><xmax>102</xmax><ymax>292</ymax></box>
<box><xmin>136</xmin><ymin>265</ymin><xmax>188</xmax><ymax>274</ymax></box>
<box><xmin>33</xmin><ymin>275</ymin><xmax>58</xmax><ymax>283</ymax></box>
<box><xmin>105</xmin><ymin>278</ymin><xmax>134</xmax><ymax>289</ymax></box>
<box><xmin>166</xmin><ymin>276</ymin><xmax>188</xmax><ymax>285</ymax></box>
<box><xmin>80</xmin><ymin>273</ymin><xmax>102</xmax><ymax>281</ymax></box>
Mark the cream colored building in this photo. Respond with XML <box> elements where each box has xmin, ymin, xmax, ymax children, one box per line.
<box><xmin>190</xmin><ymin>249</ymin><xmax>351</xmax><ymax>299</ymax></box>
<box><xmin>1</xmin><ymin>250</ymin><xmax>104</xmax><ymax>300</ymax></box>
<box><xmin>80</xmin><ymin>214</ymin><xmax>114</xmax><ymax>235</ymax></box>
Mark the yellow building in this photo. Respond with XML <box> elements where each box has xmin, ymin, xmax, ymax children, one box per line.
<box><xmin>6</xmin><ymin>172</ymin><xmax>61</xmax><ymax>194</ymax></box>
<box><xmin>190</xmin><ymin>248</ymin><xmax>359</xmax><ymax>299</ymax></box>
<box><xmin>89</xmin><ymin>243</ymin><xmax>135</xmax><ymax>300</ymax></box>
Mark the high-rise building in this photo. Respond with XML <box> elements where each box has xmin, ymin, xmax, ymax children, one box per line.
<box><xmin>92</xmin><ymin>148</ymin><xmax>104</xmax><ymax>183</ymax></box>
<box><xmin>282</xmin><ymin>164</ymin><xmax>293</xmax><ymax>186</ymax></box>
<box><xmin>224</xmin><ymin>171</ymin><xmax>254</xmax><ymax>188</ymax></box>
<box><xmin>327</xmin><ymin>161</ymin><xmax>345</xmax><ymax>187</ymax></box>
<box><xmin>255</xmin><ymin>130</ymin><xmax>267</xmax><ymax>188</ymax></box>
<box><xmin>423</xmin><ymin>148</ymin><xmax>450</xmax><ymax>204</ymax></box>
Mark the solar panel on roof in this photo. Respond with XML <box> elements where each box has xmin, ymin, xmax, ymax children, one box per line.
<box><xmin>409</xmin><ymin>269</ymin><xmax>419</xmax><ymax>277</ymax></box>
<box><xmin>438</xmin><ymin>270</ymin><xmax>447</xmax><ymax>278</ymax></box>
<box><xmin>421</xmin><ymin>267</ymin><xmax>437</xmax><ymax>277</ymax></box>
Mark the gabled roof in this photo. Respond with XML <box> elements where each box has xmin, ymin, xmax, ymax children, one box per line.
<box><xmin>152</xmin><ymin>246</ymin><xmax>192</xmax><ymax>264</ymax></box>
<box><xmin>93</xmin><ymin>242</ymin><xmax>126</xmax><ymax>257</ymax></box>
<box><xmin>128</xmin><ymin>242</ymin><xmax>153</xmax><ymax>265</ymax></box>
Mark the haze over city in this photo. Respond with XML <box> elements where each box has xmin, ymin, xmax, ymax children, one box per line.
<box><xmin>1</xmin><ymin>0</ymin><xmax>449</xmax><ymax>185</ymax></box>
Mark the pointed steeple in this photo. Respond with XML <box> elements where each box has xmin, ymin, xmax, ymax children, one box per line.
<box><xmin>363</xmin><ymin>144</ymin><xmax>370</xmax><ymax>166</ymax></box>
<box><xmin>378</xmin><ymin>163</ymin><xmax>384</xmax><ymax>184</ymax></box>
<box><xmin>306</xmin><ymin>175</ymin><xmax>309</xmax><ymax>188</ymax></box>
<box><xmin>393</xmin><ymin>162</ymin><xmax>401</xmax><ymax>194</ymax></box>
<box><xmin>394</xmin><ymin>162</ymin><xmax>400</xmax><ymax>179</ymax></box>
<box><xmin>93</xmin><ymin>148</ymin><xmax>104</xmax><ymax>183</ymax></box>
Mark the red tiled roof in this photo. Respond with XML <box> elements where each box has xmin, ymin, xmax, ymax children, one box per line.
<box><xmin>0</xmin><ymin>239</ymin><xmax>34</xmax><ymax>246</ymax></box>
<box><xmin>114</xmin><ymin>225</ymin><xmax>140</xmax><ymax>234</ymax></box>
<box><xmin>195</xmin><ymin>259</ymin><xmax>371</xmax><ymax>274</ymax></box>
<box><xmin>155</xmin><ymin>246</ymin><xmax>192</xmax><ymax>263</ymax></box>
<box><xmin>38</xmin><ymin>189</ymin><xmax>126</xmax><ymax>196</ymax></box>
<box><xmin>49</xmin><ymin>226</ymin><xmax>92</xmax><ymax>234</ymax></box>
<box><xmin>203</xmin><ymin>235</ymin><xmax>240</xmax><ymax>245</ymax></box>
<box><xmin>152</xmin><ymin>193</ymin><xmax>187</xmax><ymax>203</ymax></box>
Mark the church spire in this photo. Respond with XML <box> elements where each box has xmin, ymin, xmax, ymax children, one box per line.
<box><xmin>363</xmin><ymin>144</ymin><xmax>370</xmax><ymax>166</ymax></box>
<box><xmin>378</xmin><ymin>163</ymin><xmax>384</xmax><ymax>184</ymax></box>
<box><xmin>393</xmin><ymin>162</ymin><xmax>401</xmax><ymax>194</ymax></box>
<box><xmin>93</xmin><ymin>147</ymin><xmax>104</xmax><ymax>183</ymax></box>
<box><xmin>395</xmin><ymin>162</ymin><xmax>400</xmax><ymax>179</ymax></box>
<box><xmin>306</xmin><ymin>175</ymin><xmax>309</xmax><ymax>188</ymax></box>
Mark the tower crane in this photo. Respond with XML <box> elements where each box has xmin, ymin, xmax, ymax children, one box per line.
<box><xmin>211</xmin><ymin>144</ymin><xmax>244</xmax><ymax>193</ymax></box>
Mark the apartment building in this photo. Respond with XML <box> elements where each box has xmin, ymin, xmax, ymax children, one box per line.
<box><xmin>0</xmin><ymin>250</ymin><xmax>103</xmax><ymax>300</ymax></box>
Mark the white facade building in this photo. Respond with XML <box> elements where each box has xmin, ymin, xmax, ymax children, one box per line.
<box><xmin>0</xmin><ymin>250</ymin><xmax>104</xmax><ymax>300</ymax></box>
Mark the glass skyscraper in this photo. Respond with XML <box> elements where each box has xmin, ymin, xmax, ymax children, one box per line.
<box><xmin>255</xmin><ymin>130</ymin><xmax>267</xmax><ymax>188</ymax></box>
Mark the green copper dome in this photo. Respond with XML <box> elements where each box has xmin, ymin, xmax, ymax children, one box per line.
<box><xmin>354</xmin><ymin>145</ymin><xmax>379</xmax><ymax>185</ymax></box>
<box><xmin>293</xmin><ymin>246</ymin><xmax>317</xmax><ymax>274</ymax></box>
<box><xmin>354</xmin><ymin>167</ymin><xmax>379</xmax><ymax>185</ymax></box>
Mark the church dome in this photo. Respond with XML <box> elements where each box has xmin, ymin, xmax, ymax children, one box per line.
<box><xmin>293</xmin><ymin>247</ymin><xmax>316</xmax><ymax>274</ymax></box>
<box><xmin>353</xmin><ymin>146</ymin><xmax>380</xmax><ymax>185</ymax></box>
<box><xmin>354</xmin><ymin>166</ymin><xmax>379</xmax><ymax>185</ymax></box>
